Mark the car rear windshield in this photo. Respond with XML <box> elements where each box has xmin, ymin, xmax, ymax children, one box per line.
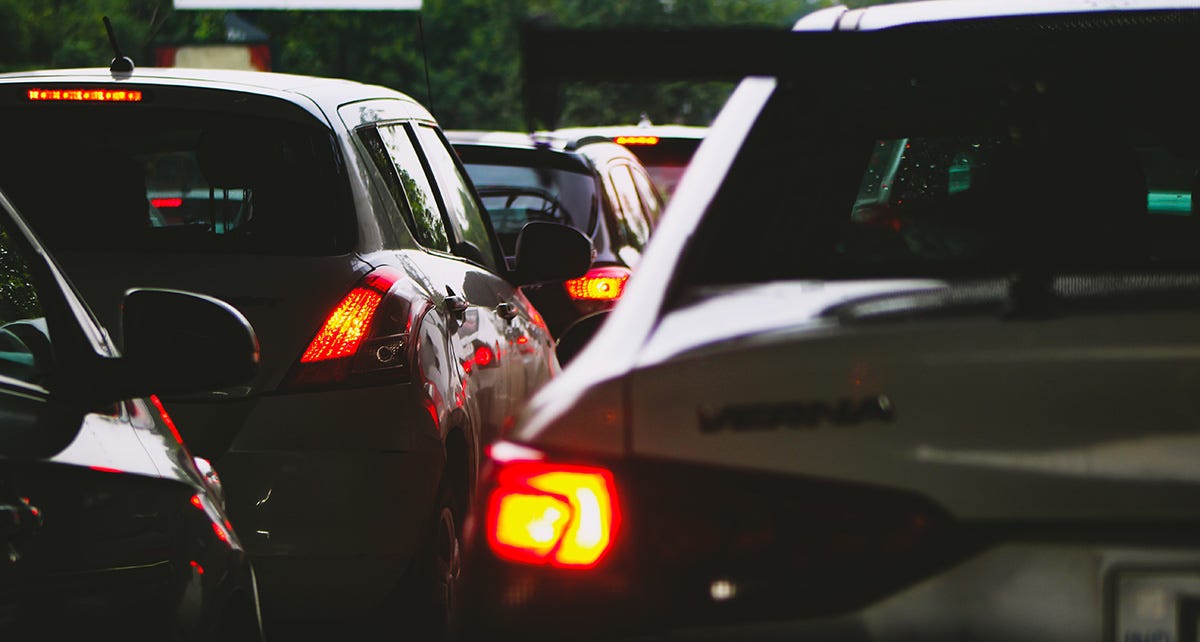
<box><xmin>0</xmin><ymin>101</ymin><xmax>354</xmax><ymax>256</ymax></box>
<box><xmin>625</xmin><ymin>138</ymin><xmax>701</xmax><ymax>197</ymax></box>
<box><xmin>463</xmin><ymin>162</ymin><xmax>597</xmax><ymax>255</ymax></box>
<box><xmin>675</xmin><ymin>28</ymin><xmax>1200</xmax><ymax>288</ymax></box>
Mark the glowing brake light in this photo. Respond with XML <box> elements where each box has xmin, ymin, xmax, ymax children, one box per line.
<box><xmin>614</xmin><ymin>135</ymin><xmax>659</xmax><ymax>146</ymax></box>
<box><xmin>564</xmin><ymin>266</ymin><xmax>631</xmax><ymax>301</ymax></box>
<box><xmin>285</xmin><ymin>267</ymin><xmax>411</xmax><ymax>389</ymax></box>
<box><xmin>150</xmin><ymin>197</ymin><xmax>183</xmax><ymax>209</ymax></box>
<box><xmin>486</xmin><ymin>444</ymin><xmax>620</xmax><ymax>569</ymax></box>
<box><xmin>27</xmin><ymin>88</ymin><xmax>143</xmax><ymax>102</ymax></box>
<box><xmin>300</xmin><ymin>271</ymin><xmax>399</xmax><ymax>363</ymax></box>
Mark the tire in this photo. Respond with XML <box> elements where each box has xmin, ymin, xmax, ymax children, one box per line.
<box><xmin>404</xmin><ymin>481</ymin><xmax>463</xmax><ymax>640</ymax></box>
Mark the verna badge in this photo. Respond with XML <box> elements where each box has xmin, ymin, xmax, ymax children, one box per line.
<box><xmin>698</xmin><ymin>395</ymin><xmax>895</xmax><ymax>434</ymax></box>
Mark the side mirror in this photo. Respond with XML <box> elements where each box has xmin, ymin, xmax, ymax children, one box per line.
<box><xmin>512</xmin><ymin>221</ymin><xmax>592</xmax><ymax>286</ymax></box>
<box><xmin>555</xmin><ymin>310</ymin><xmax>610</xmax><ymax>367</ymax></box>
<box><xmin>107</xmin><ymin>289</ymin><xmax>259</xmax><ymax>400</ymax></box>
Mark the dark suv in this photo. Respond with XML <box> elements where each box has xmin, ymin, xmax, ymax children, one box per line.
<box><xmin>448</xmin><ymin>131</ymin><xmax>662</xmax><ymax>339</ymax></box>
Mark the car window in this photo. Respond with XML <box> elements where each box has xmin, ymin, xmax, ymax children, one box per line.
<box><xmin>371</xmin><ymin>124</ymin><xmax>452</xmax><ymax>253</ymax></box>
<box><xmin>607</xmin><ymin>164</ymin><xmax>652</xmax><ymax>250</ymax></box>
<box><xmin>629</xmin><ymin>166</ymin><xmax>663</xmax><ymax>225</ymax></box>
<box><xmin>0</xmin><ymin>221</ymin><xmax>49</xmax><ymax>387</ymax></box>
<box><xmin>411</xmin><ymin>126</ymin><xmax>499</xmax><ymax>270</ymax></box>
<box><xmin>0</xmin><ymin>109</ymin><xmax>353</xmax><ymax>256</ymax></box>
<box><xmin>463</xmin><ymin>163</ymin><xmax>597</xmax><ymax>234</ymax></box>
<box><xmin>678</xmin><ymin>71</ymin><xmax>1200</xmax><ymax>286</ymax></box>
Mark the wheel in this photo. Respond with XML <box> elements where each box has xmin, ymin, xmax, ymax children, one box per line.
<box><xmin>404</xmin><ymin>482</ymin><xmax>463</xmax><ymax>640</ymax></box>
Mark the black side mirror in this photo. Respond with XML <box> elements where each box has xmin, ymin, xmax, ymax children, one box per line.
<box><xmin>512</xmin><ymin>221</ymin><xmax>592</xmax><ymax>286</ymax></box>
<box><xmin>555</xmin><ymin>310</ymin><xmax>610</xmax><ymax>367</ymax></box>
<box><xmin>105</xmin><ymin>289</ymin><xmax>259</xmax><ymax>400</ymax></box>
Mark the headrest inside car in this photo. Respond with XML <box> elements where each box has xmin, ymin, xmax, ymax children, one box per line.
<box><xmin>197</xmin><ymin>125</ymin><xmax>327</xmax><ymax>188</ymax></box>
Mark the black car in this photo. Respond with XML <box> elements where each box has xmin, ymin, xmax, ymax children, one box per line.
<box><xmin>449</xmin><ymin>131</ymin><xmax>662</xmax><ymax>340</ymax></box>
<box><xmin>0</xmin><ymin>187</ymin><xmax>263</xmax><ymax>638</ymax></box>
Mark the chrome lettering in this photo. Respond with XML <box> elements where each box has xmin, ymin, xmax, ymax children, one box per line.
<box><xmin>698</xmin><ymin>395</ymin><xmax>894</xmax><ymax>433</ymax></box>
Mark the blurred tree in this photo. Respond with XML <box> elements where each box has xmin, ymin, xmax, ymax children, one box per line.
<box><xmin>0</xmin><ymin>0</ymin><xmax>893</xmax><ymax>129</ymax></box>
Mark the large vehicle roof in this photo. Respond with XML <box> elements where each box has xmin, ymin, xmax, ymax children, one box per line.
<box><xmin>0</xmin><ymin>66</ymin><xmax>432</xmax><ymax>122</ymax></box>
<box><xmin>798</xmin><ymin>0</ymin><xmax>1197</xmax><ymax>31</ymax></box>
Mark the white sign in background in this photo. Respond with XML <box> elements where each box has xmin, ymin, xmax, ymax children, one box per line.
<box><xmin>174</xmin><ymin>1</ymin><xmax>421</xmax><ymax>9</ymax></box>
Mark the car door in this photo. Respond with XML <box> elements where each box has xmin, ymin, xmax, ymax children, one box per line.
<box><xmin>408</xmin><ymin>125</ymin><xmax>555</xmax><ymax>437</ymax></box>
<box><xmin>364</xmin><ymin>120</ymin><xmax>551</xmax><ymax>449</ymax></box>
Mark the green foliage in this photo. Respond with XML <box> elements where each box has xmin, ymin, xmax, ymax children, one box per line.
<box><xmin>0</xmin><ymin>0</ymin><xmax>889</xmax><ymax>128</ymax></box>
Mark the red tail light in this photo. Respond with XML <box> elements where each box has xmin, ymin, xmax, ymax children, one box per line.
<box><xmin>300</xmin><ymin>286</ymin><xmax>387</xmax><ymax>363</ymax></box>
<box><xmin>150</xmin><ymin>197</ymin><xmax>183</xmax><ymax>209</ymax></box>
<box><xmin>564</xmin><ymin>266</ymin><xmax>631</xmax><ymax>302</ymax></box>
<box><xmin>284</xmin><ymin>267</ymin><xmax>411</xmax><ymax>390</ymax></box>
<box><xmin>484</xmin><ymin>442</ymin><xmax>620</xmax><ymax>569</ymax></box>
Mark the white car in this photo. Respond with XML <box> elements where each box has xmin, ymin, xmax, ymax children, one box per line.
<box><xmin>461</xmin><ymin>1</ymin><xmax>1200</xmax><ymax>640</ymax></box>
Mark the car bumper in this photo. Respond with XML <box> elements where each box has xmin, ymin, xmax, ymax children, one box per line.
<box><xmin>461</xmin><ymin>455</ymin><xmax>1200</xmax><ymax>641</ymax></box>
<box><xmin>168</xmin><ymin>383</ymin><xmax>444</xmax><ymax>620</ymax></box>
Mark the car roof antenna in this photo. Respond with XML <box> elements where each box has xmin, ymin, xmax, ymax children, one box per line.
<box><xmin>103</xmin><ymin>16</ymin><xmax>135</xmax><ymax>74</ymax></box>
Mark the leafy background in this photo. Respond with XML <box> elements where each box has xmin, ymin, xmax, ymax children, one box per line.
<box><xmin>0</xmin><ymin>0</ymin><xmax>890</xmax><ymax>129</ymax></box>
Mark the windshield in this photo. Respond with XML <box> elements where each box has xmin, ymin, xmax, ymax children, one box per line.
<box><xmin>0</xmin><ymin>104</ymin><xmax>354</xmax><ymax>256</ymax></box>
<box><xmin>676</xmin><ymin>58</ymin><xmax>1200</xmax><ymax>287</ymax></box>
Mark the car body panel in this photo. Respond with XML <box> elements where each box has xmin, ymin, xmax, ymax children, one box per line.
<box><xmin>629</xmin><ymin>300</ymin><xmax>1200</xmax><ymax>520</ymax></box>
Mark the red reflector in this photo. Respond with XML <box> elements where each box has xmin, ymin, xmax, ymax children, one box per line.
<box><xmin>474</xmin><ymin>345</ymin><xmax>495</xmax><ymax>367</ymax></box>
<box><xmin>190</xmin><ymin>494</ymin><xmax>204</xmax><ymax>510</ymax></box>
<box><xmin>189</xmin><ymin>560</ymin><xmax>205</xmax><ymax>576</ymax></box>
<box><xmin>27</xmin><ymin>88</ymin><xmax>143</xmax><ymax>102</ymax></box>
<box><xmin>614</xmin><ymin>135</ymin><xmax>659</xmax><ymax>146</ymax></box>
<box><xmin>212</xmin><ymin>522</ymin><xmax>229</xmax><ymax>543</ymax></box>
<box><xmin>150</xmin><ymin>197</ymin><xmax>183</xmax><ymax>208</ymax></box>
<box><xmin>564</xmin><ymin>266</ymin><xmax>631</xmax><ymax>301</ymax></box>
<box><xmin>485</xmin><ymin>446</ymin><xmax>620</xmax><ymax>569</ymax></box>
<box><xmin>299</xmin><ymin>271</ymin><xmax>399</xmax><ymax>363</ymax></box>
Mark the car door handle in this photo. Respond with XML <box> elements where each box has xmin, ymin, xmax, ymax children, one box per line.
<box><xmin>495</xmin><ymin>302</ymin><xmax>518</xmax><ymax>321</ymax></box>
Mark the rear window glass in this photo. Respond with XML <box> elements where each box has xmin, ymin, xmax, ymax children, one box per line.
<box><xmin>464</xmin><ymin>162</ymin><xmax>596</xmax><ymax>256</ymax></box>
<box><xmin>678</xmin><ymin>63</ymin><xmax>1200</xmax><ymax>286</ymax></box>
<box><xmin>0</xmin><ymin>107</ymin><xmax>354</xmax><ymax>256</ymax></box>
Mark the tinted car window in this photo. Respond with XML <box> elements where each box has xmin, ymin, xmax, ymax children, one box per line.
<box><xmin>629</xmin><ymin>166</ymin><xmax>663</xmax><ymax>224</ymax></box>
<box><xmin>678</xmin><ymin>70</ymin><xmax>1200</xmax><ymax>286</ymax></box>
<box><xmin>0</xmin><ymin>222</ymin><xmax>47</xmax><ymax>386</ymax></box>
<box><xmin>464</xmin><ymin>164</ymin><xmax>596</xmax><ymax>233</ymax></box>
<box><xmin>0</xmin><ymin>110</ymin><xmax>353</xmax><ymax>256</ymax></box>
<box><xmin>373</xmin><ymin>124</ymin><xmax>452</xmax><ymax>252</ymax></box>
<box><xmin>413</xmin><ymin>126</ymin><xmax>499</xmax><ymax>270</ymax></box>
<box><xmin>464</xmin><ymin>163</ymin><xmax>597</xmax><ymax>256</ymax></box>
<box><xmin>607</xmin><ymin>164</ymin><xmax>652</xmax><ymax>250</ymax></box>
